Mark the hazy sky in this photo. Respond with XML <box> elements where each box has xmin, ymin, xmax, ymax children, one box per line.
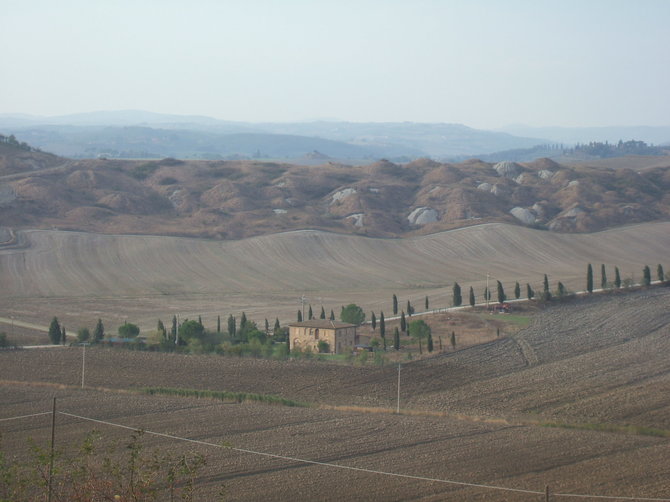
<box><xmin>2</xmin><ymin>0</ymin><xmax>669</xmax><ymax>128</ymax></box>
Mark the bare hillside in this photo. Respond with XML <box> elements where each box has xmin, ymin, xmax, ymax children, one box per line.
<box><xmin>0</xmin><ymin>149</ymin><xmax>668</xmax><ymax>238</ymax></box>
<box><xmin>1</xmin><ymin>222</ymin><xmax>668</xmax><ymax>331</ymax></box>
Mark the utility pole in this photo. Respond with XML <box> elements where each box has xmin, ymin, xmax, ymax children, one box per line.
<box><xmin>300</xmin><ymin>295</ymin><xmax>307</xmax><ymax>321</ymax></box>
<box><xmin>81</xmin><ymin>342</ymin><xmax>89</xmax><ymax>388</ymax></box>
<box><xmin>396</xmin><ymin>363</ymin><xmax>401</xmax><ymax>414</ymax></box>
<box><xmin>47</xmin><ymin>397</ymin><xmax>56</xmax><ymax>502</ymax></box>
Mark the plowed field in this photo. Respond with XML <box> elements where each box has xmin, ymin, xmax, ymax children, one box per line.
<box><xmin>2</xmin><ymin>288</ymin><xmax>669</xmax><ymax>500</ymax></box>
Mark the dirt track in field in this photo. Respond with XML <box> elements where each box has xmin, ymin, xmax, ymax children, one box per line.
<box><xmin>1</xmin><ymin>288</ymin><xmax>669</xmax><ymax>500</ymax></box>
<box><xmin>1</xmin><ymin>222</ymin><xmax>669</xmax><ymax>337</ymax></box>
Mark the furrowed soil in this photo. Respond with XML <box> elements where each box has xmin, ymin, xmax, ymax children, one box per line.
<box><xmin>0</xmin><ymin>221</ymin><xmax>669</xmax><ymax>341</ymax></box>
<box><xmin>2</xmin><ymin>288</ymin><xmax>669</xmax><ymax>500</ymax></box>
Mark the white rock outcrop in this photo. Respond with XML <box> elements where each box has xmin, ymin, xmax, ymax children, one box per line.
<box><xmin>408</xmin><ymin>207</ymin><xmax>438</xmax><ymax>225</ymax></box>
<box><xmin>331</xmin><ymin>188</ymin><xmax>357</xmax><ymax>204</ymax></box>
<box><xmin>347</xmin><ymin>213</ymin><xmax>364</xmax><ymax>227</ymax></box>
<box><xmin>510</xmin><ymin>207</ymin><xmax>537</xmax><ymax>225</ymax></box>
<box><xmin>494</xmin><ymin>161</ymin><xmax>523</xmax><ymax>179</ymax></box>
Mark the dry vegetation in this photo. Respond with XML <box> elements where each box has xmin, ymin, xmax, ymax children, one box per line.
<box><xmin>1</xmin><ymin>288</ymin><xmax>669</xmax><ymax>500</ymax></box>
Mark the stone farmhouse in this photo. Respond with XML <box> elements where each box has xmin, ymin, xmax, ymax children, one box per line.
<box><xmin>288</xmin><ymin>320</ymin><xmax>358</xmax><ymax>354</ymax></box>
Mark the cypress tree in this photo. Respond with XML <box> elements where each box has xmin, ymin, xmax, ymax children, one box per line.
<box><xmin>157</xmin><ymin>319</ymin><xmax>165</xmax><ymax>338</ymax></box>
<box><xmin>601</xmin><ymin>264</ymin><xmax>607</xmax><ymax>289</ymax></box>
<box><xmin>329</xmin><ymin>309</ymin><xmax>335</xmax><ymax>320</ymax></box>
<box><xmin>93</xmin><ymin>318</ymin><xmax>105</xmax><ymax>342</ymax></box>
<box><xmin>642</xmin><ymin>265</ymin><xmax>651</xmax><ymax>286</ymax></box>
<box><xmin>371</xmin><ymin>312</ymin><xmax>377</xmax><ymax>330</ymax></box>
<box><xmin>452</xmin><ymin>282</ymin><xmax>462</xmax><ymax>307</ymax></box>
<box><xmin>543</xmin><ymin>274</ymin><xmax>551</xmax><ymax>301</ymax></box>
<box><xmin>514</xmin><ymin>281</ymin><xmax>520</xmax><ymax>300</ymax></box>
<box><xmin>526</xmin><ymin>283</ymin><xmax>534</xmax><ymax>300</ymax></box>
<box><xmin>407</xmin><ymin>300</ymin><xmax>412</xmax><ymax>316</ymax></box>
<box><xmin>48</xmin><ymin>317</ymin><xmax>61</xmax><ymax>345</ymax></box>
<box><xmin>469</xmin><ymin>286</ymin><xmax>475</xmax><ymax>307</ymax></box>
<box><xmin>557</xmin><ymin>281</ymin><xmax>566</xmax><ymax>298</ymax></box>
<box><xmin>393</xmin><ymin>327</ymin><xmax>400</xmax><ymax>350</ymax></box>
<box><xmin>392</xmin><ymin>294</ymin><xmax>398</xmax><ymax>315</ymax></box>
<box><xmin>61</xmin><ymin>326</ymin><xmax>66</xmax><ymax>345</ymax></box>
<box><xmin>240</xmin><ymin>312</ymin><xmax>247</xmax><ymax>332</ymax></box>
<box><xmin>425</xmin><ymin>296</ymin><xmax>429</xmax><ymax>310</ymax></box>
<box><xmin>400</xmin><ymin>311</ymin><xmax>406</xmax><ymax>333</ymax></box>
<box><xmin>297</xmin><ymin>310</ymin><xmax>303</xmax><ymax>322</ymax></box>
<box><xmin>171</xmin><ymin>315</ymin><xmax>178</xmax><ymax>340</ymax></box>
<box><xmin>657</xmin><ymin>264</ymin><xmax>665</xmax><ymax>282</ymax></box>
<box><xmin>274</xmin><ymin>317</ymin><xmax>280</xmax><ymax>334</ymax></box>
<box><xmin>427</xmin><ymin>333</ymin><xmax>434</xmax><ymax>353</ymax></box>
<box><xmin>320</xmin><ymin>306</ymin><xmax>326</xmax><ymax>319</ymax></box>
<box><xmin>483</xmin><ymin>287</ymin><xmax>490</xmax><ymax>302</ymax></box>
<box><xmin>450</xmin><ymin>331</ymin><xmax>456</xmax><ymax>350</ymax></box>
<box><xmin>198</xmin><ymin>315</ymin><xmax>203</xmax><ymax>327</ymax></box>
<box><xmin>308</xmin><ymin>305</ymin><xmax>313</xmax><ymax>320</ymax></box>
<box><xmin>614</xmin><ymin>267</ymin><xmax>621</xmax><ymax>288</ymax></box>
<box><xmin>379</xmin><ymin>312</ymin><xmax>386</xmax><ymax>338</ymax></box>
<box><xmin>265</xmin><ymin>318</ymin><xmax>269</xmax><ymax>333</ymax></box>
<box><xmin>586</xmin><ymin>263</ymin><xmax>593</xmax><ymax>293</ymax></box>
<box><xmin>227</xmin><ymin>314</ymin><xmax>236</xmax><ymax>337</ymax></box>
<box><xmin>216</xmin><ymin>315</ymin><xmax>221</xmax><ymax>333</ymax></box>
<box><xmin>497</xmin><ymin>280</ymin><xmax>506</xmax><ymax>304</ymax></box>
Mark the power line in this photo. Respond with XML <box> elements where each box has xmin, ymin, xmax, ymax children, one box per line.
<box><xmin>55</xmin><ymin>411</ymin><xmax>670</xmax><ymax>502</ymax></box>
<box><xmin>0</xmin><ymin>411</ymin><xmax>52</xmax><ymax>422</ymax></box>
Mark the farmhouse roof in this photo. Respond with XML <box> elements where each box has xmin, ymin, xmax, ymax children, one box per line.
<box><xmin>289</xmin><ymin>320</ymin><xmax>357</xmax><ymax>329</ymax></box>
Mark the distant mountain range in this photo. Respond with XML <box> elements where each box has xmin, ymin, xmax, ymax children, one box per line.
<box><xmin>0</xmin><ymin>111</ymin><xmax>669</xmax><ymax>161</ymax></box>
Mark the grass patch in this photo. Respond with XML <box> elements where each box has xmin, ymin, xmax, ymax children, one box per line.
<box><xmin>499</xmin><ymin>314</ymin><xmax>531</xmax><ymax>327</ymax></box>
<box><xmin>141</xmin><ymin>386</ymin><xmax>309</xmax><ymax>408</ymax></box>
<box><xmin>539</xmin><ymin>421</ymin><xmax>670</xmax><ymax>438</ymax></box>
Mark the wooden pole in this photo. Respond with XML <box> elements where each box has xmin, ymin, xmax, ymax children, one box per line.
<box><xmin>545</xmin><ymin>485</ymin><xmax>550</xmax><ymax>502</ymax></box>
<box><xmin>396</xmin><ymin>363</ymin><xmax>401</xmax><ymax>414</ymax></box>
<box><xmin>47</xmin><ymin>397</ymin><xmax>56</xmax><ymax>502</ymax></box>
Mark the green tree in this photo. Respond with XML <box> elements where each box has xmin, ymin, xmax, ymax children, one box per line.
<box><xmin>543</xmin><ymin>274</ymin><xmax>551</xmax><ymax>301</ymax></box>
<box><xmin>452</xmin><ymin>282</ymin><xmax>462</xmax><ymax>307</ymax></box>
<box><xmin>614</xmin><ymin>267</ymin><xmax>621</xmax><ymax>288</ymax></box>
<box><xmin>264</xmin><ymin>318</ymin><xmax>269</xmax><ymax>333</ymax></box>
<box><xmin>496</xmin><ymin>280</ymin><xmax>506</xmax><ymax>304</ymax></box>
<box><xmin>425</xmin><ymin>296</ymin><xmax>429</xmax><ymax>310</ymax></box>
<box><xmin>118</xmin><ymin>322</ymin><xmax>140</xmax><ymax>338</ymax></box>
<box><xmin>317</xmin><ymin>340</ymin><xmax>330</xmax><ymax>353</ymax></box>
<box><xmin>586</xmin><ymin>263</ymin><xmax>594</xmax><ymax>293</ymax></box>
<box><xmin>371</xmin><ymin>312</ymin><xmax>376</xmax><ymax>330</ymax></box>
<box><xmin>340</xmin><ymin>304</ymin><xmax>365</xmax><ymax>325</ymax></box>
<box><xmin>178</xmin><ymin>320</ymin><xmax>204</xmax><ymax>343</ymax></box>
<box><xmin>329</xmin><ymin>309</ymin><xmax>335</xmax><ymax>320</ymax></box>
<box><xmin>198</xmin><ymin>315</ymin><xmax>203</xmax><ymax>327</ymax></box>
<box><xmin>52</xmin><ymin>322</ymin><xmax>63</xmax><ymax>344</ymax></box>
<box><xmin>400</xmin><ymin>311</ymin><xmax>406</xmax><ymax>333</ymax></box>
<box><xmin>228</xmin><ymin>314</ymin><xmax>236</xmax><ymax>337</ymax></box>
<box><xmin>483</xmin><ymin>287</ymin><xmax>490</xmax><ymax>302</ymax></box>
<box><xmin>216</xmin><ymin>315</ymin><xmax>221</xmax><ymax>333</ymax></box>
<box><xmin>308</xmin><ymin>305</ymin><xmax>313</xmax><ymax>320</ymax></box>
<box><xmin>77</xmin><ymin>327</ymin><xmax>90</xmax><ymax>343</ymax></box>
<box><xmin>320</xmin><ymin>306</ymin><xmax>326</xmax><ymax>319</ymax></box>
<box><xmin>469</xmin><ymin>286</ymin><xmax>475</xmax><ymax>307</ymax></box>
<box><xmin>392</xmin><ymin>294</ymin><xmax>398</xmax><ymax>315</ymax></box>
<box><xmin>93</xmin><ymin>318</ymin><xmax>105</xmax><ymax>342</ymax></box>
<box><xmin>406</xmin><ymin>300</ymin><xmax>413</xmax><ymax>316</ymax></box>
<box><xmin>379</xmin><ymin>311</ymin><xmax>386</xmax><ymax>339</ymax></box>
<box><xmin>240</xmin><ymin>312</ymin><xmax>248</xmax><ymax>332</ymax></box>
<box><xmin>393</xmin><ymin>327</ymin><xmax>400</xmax><ymax>350</ymax></box>
<box><xmin>61</xmin><ymin>326</ymin><xmax>66</xmax><ymax>344</ymax></box>
<box><xmin>157</xmin><ymin>319</ymin><xmax>166</xmax><ymax>338</ymax></box>
<box><xmin>450</xmin><ymin>331</ymin><xmax>456</xmax><ymax>350</ymax></box>
<box><xmin>273</xmin><ymin>317</ymin><xmax>281</xmax><ymax>334</ymax></box>
<box><xmin>601</xmin><ymin>264</ymin><xmax>607</xmax><ymax>289</ymax></box>
<box><xmin>514</xmin><ymin>281</ymin><xmax>520</xmax><ymax>300</ymax></box>
<box><xmin>171</xmin><ymin>315</ymin><xmax>178</xmax><ymax>339</ymax></box>
<box><xmin>427</xmin><ymin>333</ymin><xmax>434</xmax><ymax>353</ymax></box>
<box><xmin>409</xmin><ymin>320</ymin><xmax>431</xmax><ymax>347</ymax></box>
<box><xmin>557</xmin><ymin>281</ymin><xmax>566</xmax><ymax>298</ymax></box>
<box><xmin>642</xmin><ymin>265</ymin><xmax>651</xmax><ymax>286</ymax></box>
<box><xmin>526</xmin><ymin>283</ymin><xmax>534</xmax><ymax>300</ymax></box>
<box><xmin>657</xmin><ymin>264</ymin><xmax>665</xmax><ymax>282</ymax></box>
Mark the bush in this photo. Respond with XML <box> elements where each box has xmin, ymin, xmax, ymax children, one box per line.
<box><xmin>118</xmin><ymin>322</ymin><xmax>140</xmax><ymax>338</ymax></box>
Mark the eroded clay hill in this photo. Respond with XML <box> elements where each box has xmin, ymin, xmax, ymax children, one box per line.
<box><xmin>0</xmin><ymin>144</ymin><xmax>669</xmax><ymax>239</ymax></box>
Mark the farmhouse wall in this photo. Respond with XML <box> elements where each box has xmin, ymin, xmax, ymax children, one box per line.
<box><xmin>289</xmin><ymin>320</ymin><xmax>357</xmax><ymax>354</ymax></box>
